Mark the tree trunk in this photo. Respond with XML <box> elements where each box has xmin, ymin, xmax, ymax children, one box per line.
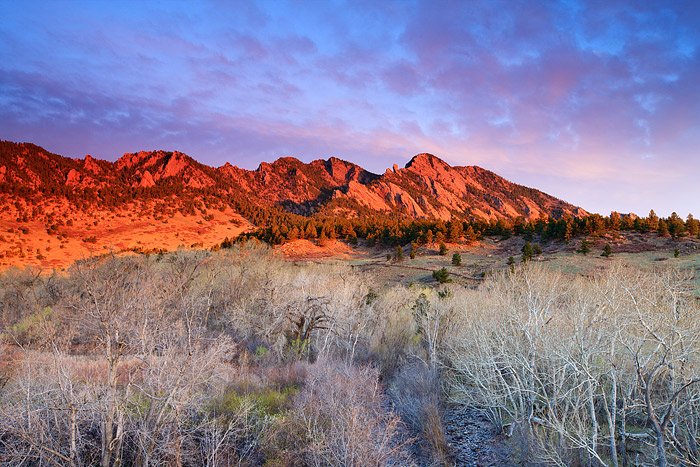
<box><xmin>101</xmin><ymin>333</ymin><xmax>115</xmax><ymax>467</ymax></box>
<box><xmin>607</xmin><ymin>376</ymin><xmax>618</xmax><ymax>467</ymax></box>
<box><xmin>655</xmin><ymin>429</ymin><xmax>667</xmax><ymax>467</ymax></box>
<box><xmin>101</xmin><ymin>330</ymin><xmax>122</xmax><ymax>467</ymax></box>
<box><xmin>620</xmin><ymin>399</ymin><xmax>628</xmax><ymax>467</ymax></box>
<box><xmin>69</xmin><ymin>405</ymin><xmax>77</xmax><ymax>467</ymax></box>
<box><xmin>588</xmin><ymin>379</ymin><xmax>599</xmax><ymax>467</ymax></box>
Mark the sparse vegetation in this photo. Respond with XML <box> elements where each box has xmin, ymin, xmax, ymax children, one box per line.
<box><xmin>1</xmin><ymin>232</ymin><xmax>700</xmax><ymax>465</ymax></box>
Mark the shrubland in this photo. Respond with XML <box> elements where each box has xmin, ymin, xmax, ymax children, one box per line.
<box><xmin>0</xmin><ymin>245</ymin><xmax>699</xmax><ymax>466</ymax></box>
<box><xmin>446</xmin><ymin>264</ymin><xmax>700</xmax><ymax>466</ymax></box>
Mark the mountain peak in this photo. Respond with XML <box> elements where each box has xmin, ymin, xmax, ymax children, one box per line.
<box><xmin>403</xmin><ymin>153</ymin><xmax>455</xmax><ymax>182</ymax></box>
<box><xmin>116</xmin><ymin>150</ymin><xmax>159</xmax><ymax>170</ymax></box>
<box><xmin>273</xmin><ymin>156</ymin><xmax>303</xmax><ymax>166</ymax></box>
<box><xmin>82</xmin><ymin>154</ymin><xmax>103</xmax><ymax>173</ymax></box>
<box><xmin>405</xmin><ymin>153</ymin><xmax>450</xmax><ymax>170</ymax></box>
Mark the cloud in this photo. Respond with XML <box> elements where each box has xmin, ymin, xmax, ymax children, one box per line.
<box><xmin>1</xmin><ymin>0</ymin><xmax>700</xmax><ymax>216</ymax></box>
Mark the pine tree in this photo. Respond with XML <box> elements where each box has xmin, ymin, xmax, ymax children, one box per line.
<box><xmin>448</xmin><ymin>220</ymin><xmax>463</xmax><ymax>242</ymax></box>
<box><xmin>608</xmin><ymin>212</ymin><xmax>622</xmax><ymax>231</ymax></box>
<box><xmin>305</xmin><ymin>223</ymin><xmax>317</xmax><ymax>239</ymax></box>
<box><xmin>452</xmin><ymin>252</ymin><xmax>461</xmax><ymax>266</ymax></box>
<box><xmin>578</xmin><ymin>239</ymin><xmax>591</xmax><ymax>255</ymax></box>
<box><xmin>621</xmin><ymin>215</ymin><xmax>634</xmax><ymax>230</ymax></box>
<box><xmin>465</xmin><ymin>225</ymin><xmax>477</xmax><ymax>244</ymax></box>
<box><xmin>439</xmin><ymin>243</ymin><xmax>448</xmax><ymax>256</ymax></box>
<box><xmin>410</xmin><ymin>242</ymin><xmax>417</xmax><ymax>260</ymax></box>
<box><xmin>521</xmin><ymin>242</ymin><xmax>534</xmax><ymax>263</ymax></box>
<box><xmin>366</xmin><ymin>234</ymin><xmax>376</xmax><ymax>247</ymax></box>
<box><xmin>657</xmin><ymin>220</ymin><xmax>669</xmax><ymax>237</ymax></box>
<box><xmin>288</xmin><ymin>227</ymin><xmax>300</xmax><ymax>241</ymax></box>
<box><xmin>686</xmin><ymin>214</ymin><xmax>699</xmax><ymax>237</ymax></box>
<box><xmin>602</xmin><ymin>244</ymin><xmax>612</xmax><ymax>258</ymax></box>
<box><xmin>668</xmin><ymin>212</ymin><xmax>686</xmax><ymax>239</ymax></box>
<box><xmin>432</xmin><ymin>267</ymin><xmax>451</xmax><ymax>283</ymax></box>
<box><xmin>395</xmin><ymin>245</ymin><xmax>404</xmax><ymax>262</ymax></box>
<box><xmin>317</xmin><ymin>231</ymin><xmax>328</xmax><ymax>247</ymax></box>
<box><xmin>647</xmin><ymin>209</ymin><xmax>659</xmax><ymax>231</ymax></box>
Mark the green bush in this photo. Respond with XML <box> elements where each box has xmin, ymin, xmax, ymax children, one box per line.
<box><xmin>601</xmin><ymin>244</ymin><xmax>612</xmax><ymax>257</ymax></box>
<box><xmin>578</xmin><ymin>238</ymin><xmax>591</xmax><ymax>255</ymax></box>
<box><xmin>212</xmin><ymin>383</ymin><xmax>299</xmax><ymax>420</ymax></box>
<box><xmin>395</xmin><ymin>245</ymin><xmax>404</xmax><ymax>262</ymax></box>
<box><xmin>521</xmin><ymin>242</ymin><xmax>534</xmax><ymax>262</ymax></box>
<box><xmin>432</xmin><ymin>267</ymin><xmax>451</xmax><ymax>283</ymax></box>
<box><xmin>10</xmin><ymin>306</ymin><xmax>55</xmax><ymax>345</ymax></box>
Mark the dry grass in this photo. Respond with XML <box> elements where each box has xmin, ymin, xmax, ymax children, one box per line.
<box><xmin>390</xmin><ymin>363</ymin><xmax>451</xmax><ymax>465</ymax></box>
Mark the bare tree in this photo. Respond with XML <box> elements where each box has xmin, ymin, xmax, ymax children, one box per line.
<box><xmin>71</xmin><ymin>255</ymin><xmax>151</xmax><ymax>467</ymax></box>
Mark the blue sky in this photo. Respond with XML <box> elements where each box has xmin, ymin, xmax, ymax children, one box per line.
<box><xmin>2</xmin><ymin>0</ymin><xmax>699</xmax><ymax>217</ymax></box>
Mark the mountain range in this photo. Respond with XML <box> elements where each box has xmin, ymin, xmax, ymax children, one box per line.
<box><xmin>0</xmin><ymin>140</ymin><xmax>586</xmax><ymax>222</ymax></box>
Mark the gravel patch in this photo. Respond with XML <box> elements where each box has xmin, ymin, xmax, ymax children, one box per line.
<box><xmin>443</xmin><ymin>406</ymin><xmax>516</xmax><ymax>467</ymax></box>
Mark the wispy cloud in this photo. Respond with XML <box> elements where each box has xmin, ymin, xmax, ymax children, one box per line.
<box><xmin>1</xmin><ymin>0</ymin><xmax>699</xmax><ymax>216</ymax></box>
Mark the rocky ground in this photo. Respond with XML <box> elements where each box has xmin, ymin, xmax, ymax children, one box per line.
<box><xmin>443</xmin><ymin>406</ymin><xmax>516</xmax><ymax>467</ymax></box>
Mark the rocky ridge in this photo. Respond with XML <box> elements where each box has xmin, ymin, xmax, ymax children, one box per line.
<box><xmin>0</xmin><ymin>140</ymin><xmax>586</xmax><ymax>221</ymax></box>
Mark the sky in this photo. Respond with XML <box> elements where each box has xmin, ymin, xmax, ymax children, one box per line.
<box><xmin>1</xmin><ymin>0</ymin><xmax>699</xmax><ymax>217</ymax></box>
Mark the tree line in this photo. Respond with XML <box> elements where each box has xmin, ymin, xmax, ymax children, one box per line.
<box><xmin>226</xmin><ymin>209</ymin><xmax>700</xmax><ymax>249</ymax></box>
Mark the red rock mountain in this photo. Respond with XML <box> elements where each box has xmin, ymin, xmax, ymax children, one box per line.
<box><xmin>0</xmin><ymin>140</ymin><xmax>586</xmax><ymax>221</ymax></box>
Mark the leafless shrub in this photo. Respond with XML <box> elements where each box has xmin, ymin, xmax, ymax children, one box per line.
<box><xmin>211</xmin><ymin>246</ymin><xmax>375</xmax><ymax>363</ymax></box>
<box><xmin>286</xmin><ymin>359</ymin><xmax>413</xmax><ymax>466</ymax></box>
<box><xmin>368</xmin><ymin>286</ymin><xmax>419</xmax><ymax>380</ymax></box>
